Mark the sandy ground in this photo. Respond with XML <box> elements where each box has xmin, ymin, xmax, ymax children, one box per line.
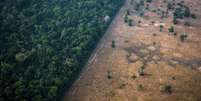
<box><xmin>64</xmin><ymin>0</ymin><xmax>201</xmax><ymax>101</ymax></box>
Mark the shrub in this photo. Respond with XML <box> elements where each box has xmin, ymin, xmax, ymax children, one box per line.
<box><xmin>173</xmin><ymin>32</ymin><xmax>177</xmax><ymax>36</ymax></box>
<box><xmin>160</xmin><ymin>25</ymin><xmax>164</xmax><ymax>32</ymax></box>
<box><xmin>137</xmin><ymin>84</ymin><xmax>144</xmax><ymax>91</ymax></box>
<box><xmin>128</xmin><ymin>19</ymin><xmax>133</xmax><ymax>26</ymax></box>
<box><xmin>173</xmin><ymin>17</ymin><xmax>178</xmax><ymax>24</ymax></box>
<box><xmin>191</xmin><ymin>14</ymin><xmax>196</xmax><ymax>19</ymax></box>
<box><xmin>124</xmin><ymin>15</ymin><xmax>129</xmax><ymax>23</ymax></box>
<box><xmin>168</xmin><ymin>26</ymin><xmax>174</xmax><ymax>33</ymax></box>
<box><xmin>146</xmin><ymin>0</ymin><xmax>153</xmax><ymax>3</ymax></box>
<box><xmin>132</xmin><ymin>75</ymin><xmax>137</xmax><ymax>79</ymax></box>
<box><xmin>184</xmin><ymin>6</ymin><xmax>191</xmax><ymax>17</ymax></box>
<box><xmin>107</xmin><ymin>71</ymin><xmax>112</xmax><ymax>79</ymax></box>
<box><xmin>160</xmin><ymin>85</ymin><xmax>172</xmax><ymax>94</ymax></box>
<box><xmin>126</xmin><ymin>9</ymin><xmax>130</xmax><ymax>15</ymax></box>
<box><xmin>180</xmin><ymin>33</ymin><xmax>188</xmax><ymax>41</ymax></box>
<box><xmin>138</xmin><ymin>65</ymin><xmax>145</xmax><ymax>76</ymax></box>
<box><xmin>111</xmin><ymin>40</ymin><xmax>116</xmax><ymax>48</ymax></box>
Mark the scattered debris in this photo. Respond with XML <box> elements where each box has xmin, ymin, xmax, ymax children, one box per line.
<box><xmin>148</xmin><ymin>46</ymin><xmax>156</xmax><ymax>51</ymax></box>
<box><xmin>127</xmin><ymin>53</ymin><xmax>139</xmax><ymax>63</ymax></box>
<box><xmin>198</xmin><ymin>67</ymin><xmax>201</xmax><ymax>72</ymax></box>
<box><xmin>152</xmin><ymin>55</ymin><xmax>160</xmax><ymax>61</ymax></box>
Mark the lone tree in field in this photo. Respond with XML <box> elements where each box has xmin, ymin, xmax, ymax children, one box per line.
<box><xmin>160</xmin><ymin>25</ymin><xmax>164</xmax><ymax>32</ymax></box>
<box><xmin>128</xmin><ymin>19</ymin><xmax>133</xmax><ymax>26</ymax></box>
<box><xmin>138</xmin><ymin>64</ymin><xmax>145</xmax><ymax>76</ymax></box>
<box><xmin>191</xmin><ymin>14</ymin><xmax>196</xmax><ymax>19</ymax></box>
<box><xmin>111</xmin><ymin>40</ymin><xmax>116</xmax><ymax>48</ymax></box>
<box><xmin>160</xmin><ymin>85</ymin><xmax>172</xmax><ymax>94</ymax></box>
<box><xmin>180</xmin><ymin>33</ymin><xmax>188</xmax><ymax>42</ymax></box>
<box><xmin>168</xmin><ymin>26</ymin><xmax>175</xmax><ymax>33</ymax></box>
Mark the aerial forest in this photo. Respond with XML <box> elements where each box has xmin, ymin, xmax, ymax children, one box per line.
<box><xmin>0</xmin><ymin>0</ymin><xmax>124</xmax><ymax>100</ymax></box>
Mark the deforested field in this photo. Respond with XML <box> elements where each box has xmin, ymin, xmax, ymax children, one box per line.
<box><xmin>64</xmin><ymin>0</ymin><xmax>201</xmax><ymax>101</ymax></box>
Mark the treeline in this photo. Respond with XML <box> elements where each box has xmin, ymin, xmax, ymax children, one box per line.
<box><xmin>0</xmin><ymin>0</ymin><xmax>124</xmax><ymax>100</ymax></box>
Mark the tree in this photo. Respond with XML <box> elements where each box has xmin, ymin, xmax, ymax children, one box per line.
<box><xmin>191</xmin><ymin>14</ymin><xmax>196</xmax><ymax>19</ymax></box>
<box><xmin>126</xmin><ymin>9</ymin><xmax>130</xmax><ymax>15</ymax></box>
<box><xmin>48</xmin><ymin>86</ymin><xmax>58</xmax><ymax>100</ymax></box>
<box><xmin>160</xmin><ymin>85</ymin><xmax>172</xmax><ymax>94</ymax></box>
<box><xmin>167</xmin><ymin>3</ymin><xmax>173</xmax><ymax>10</ymax></box>
<box><xmin>0</xmin><ymin>0</ymin><xmax>125</xmax><ymax>100</ymax></box>
<box><xmin>160</xmin><ymin>25</ymin><xmax>163</xmax><ymax>32</ymax></box>
<box><xmin>111</xmin><ymin>40</ymin><xmax>116</xmax><ymax>48</ymax></box>
<box><xmin>128</xmin><ymin>19</ymin><xmax>133</xmax><ymax>26</ymax></box>
<box><xmin>168</xmin><ymin>26</ymin><xmax>174</xmax><ymax>33</ymax></box>
<box><xmin>184</xmin><ymin>6</ymin><xmax>191</xmax><ymax>17</ymax></box>
<box><xmin>146</xmin><ymin>0</ymin><xmax>153</xmax><ymax>3</ymax></box>
<box><xmin>124</xmin><ymin>14</ymin><xmax>129</xmax><ymax>23</ymax></box>
<box><xmin>15</xmin><ymin>52</ymin><xmax>27</xmax><ymax>62</ymax></box>
<box><xmin>173</xmin><ymin>17</ymin><xmax>178</xmax><ymax>24</ymax></box>
<box><xmin>180</xmin><ymin>33</ymin><xmax>188</xmax><ymax>41</ymax></box>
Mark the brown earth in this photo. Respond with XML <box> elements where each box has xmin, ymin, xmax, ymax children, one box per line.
<box><xmin>64</xmin><ymin>0</ymin><xmax>201</xmax><ymax>101</ymax></box>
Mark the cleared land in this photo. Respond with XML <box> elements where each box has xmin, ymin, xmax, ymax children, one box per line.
<box><xmin>64</xmin><ymin>0</ymin><xmax>201</xmax><ymax>101</ymax></box>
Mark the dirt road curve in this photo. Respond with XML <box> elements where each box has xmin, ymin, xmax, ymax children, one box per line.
<box><xmin>64</xmin><ymin>0</ymin><xmax>201</xmax><ymax>101</ymax></box>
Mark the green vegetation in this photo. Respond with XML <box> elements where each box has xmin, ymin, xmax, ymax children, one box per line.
<box><xmin>173</xmin><ymin>17</ymin><xmax>178</xmax><ymax>24</ymax></box>
<box><xmin>191</xmin><ymin>14</ymin><xmax>196</xmax><ymax>19</ymax></box>
<box><xmin>0</xmin><ymin>0</ymin><xmax>124</xmax><ymax>100</ymax></box>
<box><xmin>168</xmin><ymin>26</ymin><xmax>175</xmax><ymax>33</ymax></box>
<box><xmin>124</xmin><ymin>14</ymin><xmax>129</xmax><ymax>23</ymax></box>
<box><xmin>160</xmin><ymin>85</ymin><xmax>172</xmax><ymax>94</ymax></box>
<box><xmin>172</xmin><ymin>76</ymin><xmax>176</xmax><ymax>80</ymax></box>
<box><xmin>107</xmin><ymin>71</ymin><xmax>112</xmax><ymax>79</ymax></box>
<box><xmin>128</xmin><ymin>19</ymin><xmax>133</xmax><ymax>26</ymax></box>
<box><xmin>180</xmin><ymin>33</ymin><xmax>188</xmax><ymax>41</ymax></box>
<box><xmin>138</xmin><ymin>64</ymin><xmax>145</xmax><ymax>76</ymax></box>
<box><xmin>173</xmin><ymin>3</ymin><xmax>192</xmax><ymax>19</ymax></box>
<box><xmin>160</xmin><ymin>25</ymin><xmax>164</xmax><ymax>32</ymax></box>
<box><xmin>124</xmin><ymin>11</ymin><xmax>133</xmax><ymax>27</ymax></box>
<box><xmin>172</xmin><ymin>2</ymin><xmax>195</xmax><ymax>24</ymax></box>
<box><xmin>132</xmin><ymin>75</ymin><xmax>137</xmax><ymax>79</ymax></box>
<box><xmin>167</xmin><ymin>2</ymin><xmax>174</xmax><ymax>10</ymax></box>
<box><xmin>126</xmin><ymin>9</ymin><xmax>131</xmax><ymax>15</ymax></box>
<box><xmin>111</xmin><ymin>40</ymin><xmax>116</xmax><ymax>48</ymax></box>
<box><xmin>146</xmin><ymin>0</ymin><xmax>153</xmax><ymax>3</ymax></box>
<box><xmin>137</xmin><ymin>84</ymin><xmax>144</xmax><ymax>91</ymax></box>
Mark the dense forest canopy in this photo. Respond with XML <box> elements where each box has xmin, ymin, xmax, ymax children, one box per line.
<box><xmin>0</xmin><ymin>0</ymin><xmax>124</xmax><ymax>100</ymax></box>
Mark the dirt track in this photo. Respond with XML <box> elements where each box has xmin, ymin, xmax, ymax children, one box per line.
<box><xmin>64</xmin><ymin>0</ymin><xmax>201</xmax><ymax>101</ymax></box>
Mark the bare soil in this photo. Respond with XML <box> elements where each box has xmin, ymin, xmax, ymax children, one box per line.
<box><xmin>64</xmin><ymin>0</ymin><xmax>201</xmax><ymax>101</ymax></box>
